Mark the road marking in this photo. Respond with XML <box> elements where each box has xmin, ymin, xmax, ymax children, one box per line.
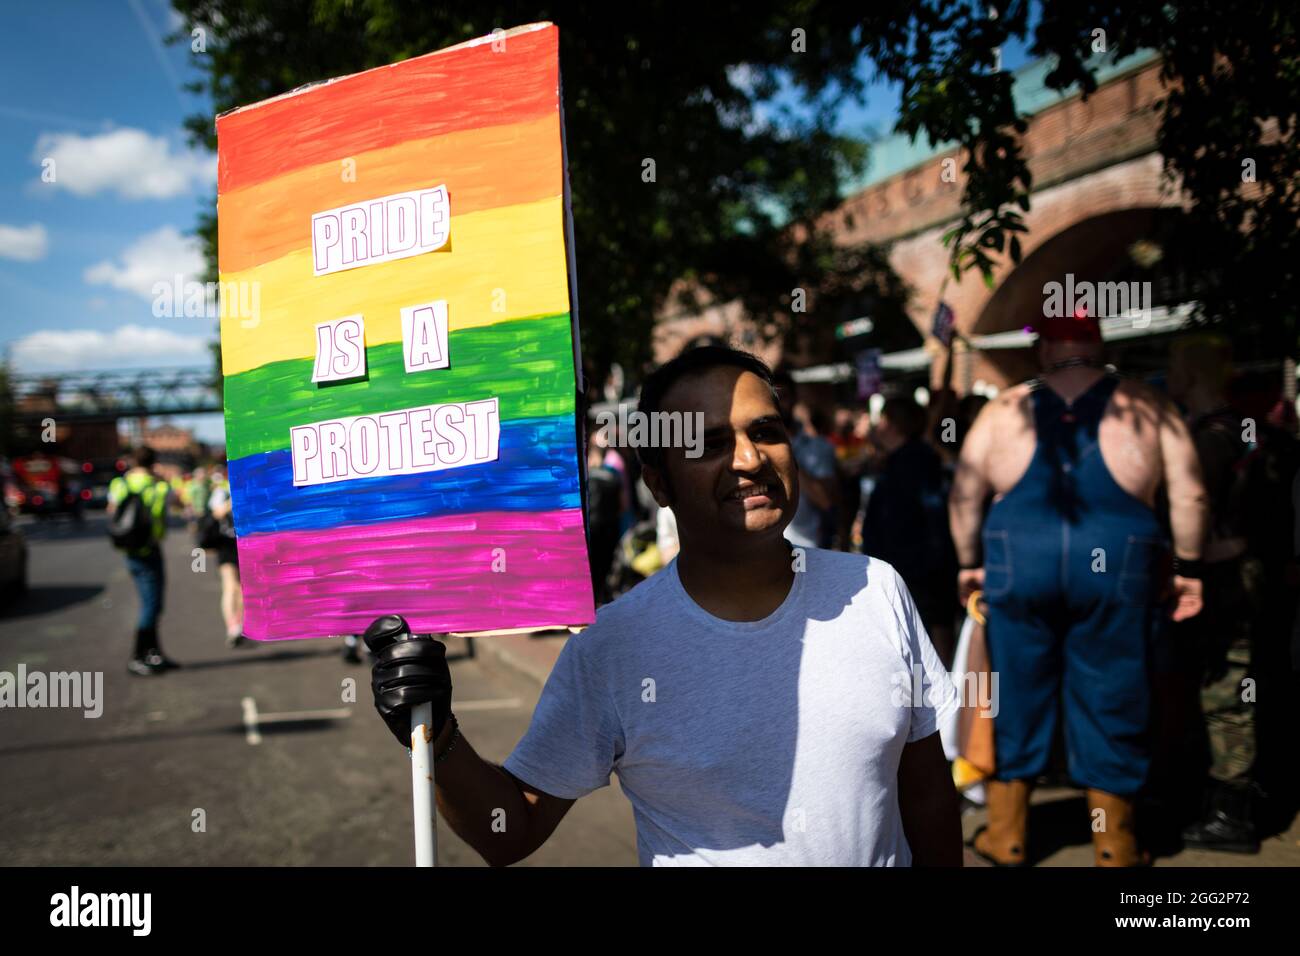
<box><xmin>257</xmin><ymin>707</ymin><xmax>353</xmax><ymax>724</ymax></box>
<box><xmin>241</xmin><ymin>699</ymin><xmax>353</xmax><ymax>745</ymax></box>
<box><xmin>241</xmin><ymin>696</ymin><xmax>262</xmax><ymax>746</ymax></box>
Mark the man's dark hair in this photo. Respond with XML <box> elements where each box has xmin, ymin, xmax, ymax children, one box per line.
<box><xmin>881</xmin><ymin>396</ymin><xmax>927</xmax><ymax>442</ymax></box>
<box><xmin>133</xmin><ymin>446</ymin><xmax>158</xmax><ymax>469</ymax></box>
<box><xmin>769</xmin><ymin>367</ymin><xmax>795</xmax><ymax>390</ymax></box>
<box><xmin>635</xmin><ymin>345</ymin><xmax>776</xmax><ymax>469</ymax></box>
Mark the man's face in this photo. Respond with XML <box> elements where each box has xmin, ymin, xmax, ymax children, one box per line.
<box><xmin>852</xmin><ymin>411</ymin><xmax>872</xmax><ymax>441</ymax></box>
<box><xmin>872</xmin><ymin>415</ymin><xmax>903</xmax><ymax>453</ymax></box>
<box><xmin>1038</xmin><ymin>338</ymin><xmax>1104</xmax><ymax>369</ymax></box>
<box><xmin>643</xmin><ymin>366</ymin><xmax>797</xmax><ymax>547</ymax></box>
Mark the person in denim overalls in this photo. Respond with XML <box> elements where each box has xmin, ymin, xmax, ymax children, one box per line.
<box><xmin>950</xmin><ymin>309</ymin><xmax>1208</xmax><ymax>865</ymax></box>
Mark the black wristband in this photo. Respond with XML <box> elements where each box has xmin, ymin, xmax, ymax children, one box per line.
<box><xmin>434</xmin><ymin>713</ymin><xmax>460</xmax><ymax>764</ymax></box>
<box><xmin>1172</xmin><ymin>556</ymin><xmax>1205</xmax><ymax>579</ymax></box>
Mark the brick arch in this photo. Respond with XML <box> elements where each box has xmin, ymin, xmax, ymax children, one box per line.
<box><xmin>882</xmin><ymin>152</ymin><xmax>1188</xmax><ymax>388</ymax></box>
<box><xmin>973</xmin><ymin>207</ymin><xmax>1166</xmax><ymax>335</ymax></box>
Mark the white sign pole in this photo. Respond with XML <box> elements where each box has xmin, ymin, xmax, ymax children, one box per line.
<box><xmin>410</xmin><ymin>702</ymin><xmax>437</xmax><ymax>867</ymax></box>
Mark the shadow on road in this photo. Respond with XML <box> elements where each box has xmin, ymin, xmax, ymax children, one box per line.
<box><xmin>176</xmin><ymin>646</ymin><xmax>342</xmax><ymax>671</ymax></box>
<box><xmin>0</xmin><ymin>716</ymin><xmax>353</xmax><ymax>758</ymax></box>
<box><xmin>1023</xmin><ymin>794</ymin><xmax>1092</xmax><ymax>864</ymax></box>
<box><xmin>250</xmin><ymin>717</ymin><xmax>352</xmax><ymax>735</ymax></box>
<box><xmin>0</xmin><ymin>723</ymin><xmax>239</xmax><ymax>757</ymax></box>
<box><xmin>0</xmin><ymin>585</ymin><xmax>104</xmax><ymax>621</ymax></box>
<box><xmin>14</xmin><ymin>515</ymin><xmax>111</xmax><ymax>543</ymax></box>
<box><xmin>195</xmin><ymin>643</ymin><xmax>477</xmax><ymax>669</ymax></box>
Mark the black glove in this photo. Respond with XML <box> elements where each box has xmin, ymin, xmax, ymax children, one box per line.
<box><xmin>364</xmin><ymin>614</ymin><xmax>453</xmax><ymax>747</ymax></box>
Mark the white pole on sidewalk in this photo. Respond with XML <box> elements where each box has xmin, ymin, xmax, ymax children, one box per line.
<box><xmin>410</xmin><ymin>701</ymin><xmax>437</xmax><ymax>867</ymax></box>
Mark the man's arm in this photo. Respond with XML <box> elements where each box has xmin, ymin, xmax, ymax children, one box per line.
<box><xmin>426</xmin><ymin>719</ymin><xmax>575</xmax><ymax>867</ymax></box>
<box><xmin>897</xmin><ymin>731</ymin><xmax>963</xmax><ymax>866</ymax></box>
<box><xmin>949</xmin><ymin>405</ymin><xmax>994</xmax><ymax>567</ymax></box>
<box><xmin>1158</xmin><ymin>395</ymin><xmax>1209</xmax><ymax>559</ymax></box>
<box><xmin>799</xmin><ymin>468</ymin><xmax>833</xmax><ymax>510</ymax></box>
<box><xmin>949</xmin><ymin>403</ymin><xmax>995</xmax><ymax>604</ymax></box>
<box><xmin>367</xmin><ymin>619</ymin><xmax>581</xmax><ymax>866</ymax></box>
<box><xmin>1157</xmin><ymin>394</ymin><xmax>1209</xmax><ymax>622</ymax></box>
<box><xmin>369</xmin><ymin>615</ymin><xmax>615</xmax><ymax>866</ymax></box>
<box><xmin>797</xmin><ymin>439</ymin><xmax>838</xmax><ymax>511</ymax></box>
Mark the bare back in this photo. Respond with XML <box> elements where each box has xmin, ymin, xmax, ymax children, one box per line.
<box><xmin>971</xmin><ymin>376</ymin><xmax>1170</xmax><ymax>506</ymax></box>
<box><xmin>951</xmin><ymin>367</ymin><xmax>1207</xmax><ymax>571</ymax></box>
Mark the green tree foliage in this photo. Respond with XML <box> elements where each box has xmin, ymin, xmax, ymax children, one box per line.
<box><xmin>173</xmin><ymin>0</ymin><xmax>903</xmax><ymax>380</ymax></box>
<box><xmin>174</xmin><ymin>0</ymin><xmax>1300</xmax><ymax>376</ymax></box>
<box><xmin>792</xmin><ymin>0</ymin><xmax>1299</xmax><ymax>349</ymax></box>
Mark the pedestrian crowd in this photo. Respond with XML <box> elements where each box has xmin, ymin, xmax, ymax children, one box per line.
<box><xmin>582</xmin><ymin>319</ymin><xmax>1299</xmax><ymax>864</ymax></box>
<box><xmin>106</xmin><ymin>450</ymin><xmax>245</xmax><ymax>676</ymax></box>
<box><xmin>99</xmin><ymin>319</ymin><xmax>1299</xmax><ymax>866</ymax></box>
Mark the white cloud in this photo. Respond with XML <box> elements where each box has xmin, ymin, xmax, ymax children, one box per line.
<box><xmin>33</xmin><ymin>128</ymin><xmax>216</xmax><ymax>200</ymax></box>
<box><xmin>0</xmin><ymin>222</ymin><xmax>49</xmax><ymax>261</ymax></box>
<box><xmin>10</xmin><ymin>324</ymin><xmax>212</xmax><ymax>372</ymax></box>
<box><xmin>84</xmin><ymin>225</ymin><xmax>205</xmax><ymax>299</ymax></box>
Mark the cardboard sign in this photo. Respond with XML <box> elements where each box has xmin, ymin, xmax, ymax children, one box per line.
<box><xmin>216</xmin><ymin>23</ymin><xmax>594</xmax><ymax>640</ymax></box>
<box><xmin>854</xmin><ymin>349</ymin><xmax>883</xmax><ymax>400</ymax></box>
<box><xmin>931</xmin><ymin>300</ymin><xmax>955</xmax><ymax>346</ymax></box>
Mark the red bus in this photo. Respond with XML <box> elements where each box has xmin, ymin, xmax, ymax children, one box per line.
<box><xmin>9</xmin><ymin>453</ymin><xmax>86</xmax><ymax>518</ymax></box>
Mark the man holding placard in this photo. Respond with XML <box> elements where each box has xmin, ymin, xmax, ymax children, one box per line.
<box><xmin>368</xmin><ymin>346</ymin><xmax>962</xmax><ymax>866</ymax></box>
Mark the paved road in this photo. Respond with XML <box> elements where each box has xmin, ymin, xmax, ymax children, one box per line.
<box><xmin>3</xmin><ymin>514</ymin><xmax>1296</xmax><ymax>867</ymax></box>
<box><xmin>0</xmin><ymin>514</ymin><xmax>638</xmax><ymax>866</ymax></box>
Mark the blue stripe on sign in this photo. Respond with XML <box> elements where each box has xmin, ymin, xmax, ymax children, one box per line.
<box><xmin>228</xmin><ymin>414</ymin><xmax>580</xmax><ymax>535</ymax></box>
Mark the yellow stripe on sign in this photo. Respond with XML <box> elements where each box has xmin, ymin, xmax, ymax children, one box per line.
<box><xmin>218</xmin><ymin>195</ymin><xmax>571</xmax><ymax>375</ymax></box>
<box><xmin>217</xmin><ymin>113</ymin><xmax>563</xmax><ymax>274</ymax></box>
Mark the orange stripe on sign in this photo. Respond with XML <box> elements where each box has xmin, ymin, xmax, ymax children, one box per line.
<box><xmin>217</xmin><ymin>114</ymin><xmax>563</xmax><ymax>274</ymax></box>
<box><xmin>216</xmin><ymin>25</ymin><xmax>558</xmax><ymax>195</ymax></box>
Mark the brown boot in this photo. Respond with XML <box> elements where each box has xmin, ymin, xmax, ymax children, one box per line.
<box><xmin>971</xmin><ymin>779</ymin><xmax>1031</xmax><ymax>866</ymax></box>
<box><xmin>1087</xmin><ymin>789</ymin><xmax>1150</xmax><ymax>867</ymax></box>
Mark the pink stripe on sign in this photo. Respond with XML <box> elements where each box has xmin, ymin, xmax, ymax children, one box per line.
<box><xmin>238</xmin><ymin>509</ymin><xmax>595</xmax><ymax>640</ymax></box>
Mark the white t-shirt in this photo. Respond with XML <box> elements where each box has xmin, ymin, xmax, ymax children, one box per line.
<box><xmin>503</xmin><ymin>547</ymin><xmax>957</xmax><ymax>866</ymax></box>
<box><xmin>654</xmin><ymin>504</ymin><xmax>678</xmax><ymax>557</ymax></box>
<box><xmin>208</xmin><ymin>482</ymin><xmax>231</xmax><ymax>513</ymax></box>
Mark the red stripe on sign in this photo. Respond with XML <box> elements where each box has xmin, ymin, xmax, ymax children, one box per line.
<box><xmin>216</xmin><ymin>24</ymin><xmax>558</xmax><ymax>195</ymax></box>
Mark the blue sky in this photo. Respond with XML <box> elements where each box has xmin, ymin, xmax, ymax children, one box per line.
<box><xmin>1</xmin><ymin>1</ymin><xmax>219</xmax><ymax>437</ymax></box>
<box><xmin>0</xmin><ymin>3</ymin><xmax>1037</xmax><ymax>445</ymax></box>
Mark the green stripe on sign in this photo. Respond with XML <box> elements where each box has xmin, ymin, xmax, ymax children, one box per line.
<box><xmin>223</xmin><ymin>312</ymin><xmax>576</xmax><ymax>461</ymax></box>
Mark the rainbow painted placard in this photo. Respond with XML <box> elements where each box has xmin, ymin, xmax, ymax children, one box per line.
<box><xmin>216</xmin><ymin>23</ymin><xmax>594</xmax><ymax>641</ymax></box>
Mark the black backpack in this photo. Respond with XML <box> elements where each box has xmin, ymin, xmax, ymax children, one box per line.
<box><xmin>109</xmin><ymin>488</ymin><xmax>156</xmax><ymax>551</ymax></box>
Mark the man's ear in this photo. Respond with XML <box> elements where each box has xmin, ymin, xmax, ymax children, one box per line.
<box><xmin>641</xmin><ymin>460</ymin><xmax>673</xmax><ymax>508</ymax></box>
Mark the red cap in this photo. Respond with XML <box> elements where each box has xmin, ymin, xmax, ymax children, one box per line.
<box><xmin>1034</xmin><ymin>306</ymin><xmax>1101</xmax><ymax>342</ymax></box>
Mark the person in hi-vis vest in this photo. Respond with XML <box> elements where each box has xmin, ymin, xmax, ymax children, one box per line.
<box><xmin>108</xmin><ymin>446</ymin><xmax>179</xmax><ymax>676</ymax></box>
